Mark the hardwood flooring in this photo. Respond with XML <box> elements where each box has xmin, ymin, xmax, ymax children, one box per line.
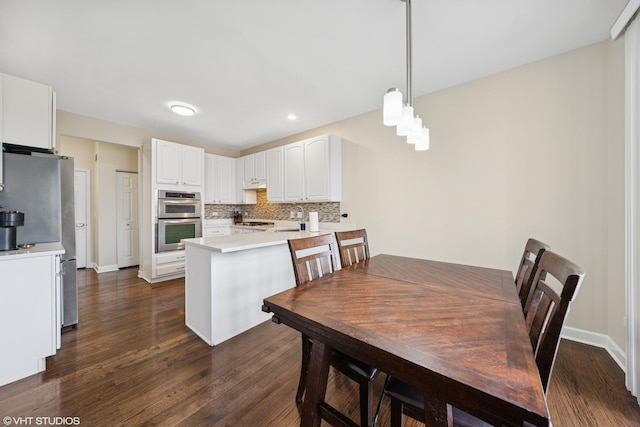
<box><xmin>1</xmin><ymin>267</ymin><xmax>640</xmax><ymax>426</ymax></box>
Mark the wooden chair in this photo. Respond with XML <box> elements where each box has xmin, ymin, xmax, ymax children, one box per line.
<box><xmin>516</xmin><ymin>238</ymin><xmax>550</xmax><ymax>313</ymax></box>
<box><xmin>335</xmin><ymin>229</ymin><xmax>370</xmax><ymax>268</ymax></box>
<box><xmin>383</xmin><ymin>250</ymin><xmax>585</xmax><ymax>427</ymax></box>
<box><xmin>287</xmin><ymin>234</ymin><xmax>379</xmax><ymax>427</ymax></box>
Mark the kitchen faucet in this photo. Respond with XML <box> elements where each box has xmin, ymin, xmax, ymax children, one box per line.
<box><xmin>296</xmin><ymin>205</ymin><xmax>305</xmax><ymax>230</ymax></box>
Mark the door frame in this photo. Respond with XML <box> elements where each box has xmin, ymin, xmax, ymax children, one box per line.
<box><xmin>74</xmin><ymin>168</ymin><xmax>91</xmax><ymax>269</ymax></box>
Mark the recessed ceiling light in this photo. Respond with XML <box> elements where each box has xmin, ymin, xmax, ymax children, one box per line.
<box><xmin>171</xmin><ymin>104</ymin><xmax>195</xmax><ymax>116</ymax></box>
<box><xmin>287</xmin><ymin>114</ymin><xmax>297</xmax><ymax>121</ymax></box>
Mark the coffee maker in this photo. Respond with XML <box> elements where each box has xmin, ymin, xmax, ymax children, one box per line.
<box><xmin>0</xmin><ymin>210</ymin><xmax>24</xmax><ymax>251</ymax></box>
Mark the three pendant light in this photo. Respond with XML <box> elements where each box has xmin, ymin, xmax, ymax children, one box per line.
<box><xmin>383</xmin><ymin>0</ymin><xmax>429</xmax><ymax>151</ymax></box>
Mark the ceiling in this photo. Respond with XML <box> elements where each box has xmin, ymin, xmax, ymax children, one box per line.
<box><xmin>0</xmin><ymin>0</ymin><xmax>629</xmax><ymax>151</ymax></box>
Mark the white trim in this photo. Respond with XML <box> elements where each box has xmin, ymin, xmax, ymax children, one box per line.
<box><xmin>612</xmin><ymin>0</ymin><xmax>640</xmax><ymax>40</ymax></box>
<box><xmin>562</xmin><ymin>327</ymin><xmax>626</xmax><ymax>372</ymax></box>
<box><xmin>625</xmin><ymin>16</ymin><xmax>640</xmax><ymax>400</ymax></box>
<box><xmin>92</xmin><ymin>262</ymin><xmax>119</xmax><ymax>274</ymax></box>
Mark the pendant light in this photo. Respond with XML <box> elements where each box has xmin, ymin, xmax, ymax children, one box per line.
<box><xmin>382</xmin><ymin>0</ymin><xmax>430</xmax><ymax>150</ymax></box>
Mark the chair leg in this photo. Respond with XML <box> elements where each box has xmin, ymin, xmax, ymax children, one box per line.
<box><xmin>359</xmin><ymin>379</ymin><xmax>373</xmax><ymax>427</ymax></box>
<box><xmin>296</xmin><ymin>334</ymin><xmax>311</xmax><ymax>404</ymax></box>
<box><xmin>390</xmin><ymin>397</ymin><xmax>405</xmax><ymax>427</ymax></box>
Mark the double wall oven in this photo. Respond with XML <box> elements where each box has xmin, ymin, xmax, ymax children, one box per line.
<box><xmin>156</xmin><ymin>190</ymin><xmax>202</xmax><ymax>252</ymax></box>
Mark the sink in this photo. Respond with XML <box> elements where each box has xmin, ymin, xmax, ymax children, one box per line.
<box><xmin>274</xmin><ymin>228</ymin><xmax>300</xmax><ymax>232</ymax></box>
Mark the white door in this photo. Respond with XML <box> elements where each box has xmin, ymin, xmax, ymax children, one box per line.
<box><xmin>74</xmin><ymin>169</ymin><xmax>90</xmax><ymax>269</ymax></box>
<box><xmin>116</xmin><ymin>172</ymin><xmax>139</xmax><ymax>268</ymax></box>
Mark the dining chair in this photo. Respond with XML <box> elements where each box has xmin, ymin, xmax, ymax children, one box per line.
<box><xmin>287</xmin><ymin>234</ymin><xmax>379</xmax><ymax>427</ymax></box>
<box><xmin>516</xmin><ymin>238</ymin><xmax>550</xmax><ymax>313</ymax></box>
<box><xmin>383</xmin><ymin>250</ymin><xmax>585</xmax><ymax>427</ymax></box>
<box><xmin>335</xmin><ymin>229</ymin><xmax>370</xmax><ymax>268</ymax></box>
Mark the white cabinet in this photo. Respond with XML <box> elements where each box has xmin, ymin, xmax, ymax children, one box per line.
<box><xmin>283</xmin><ymin>134</ymin><xmax>342</xmax><ymax>202</ymax></box>
<box><xmin>235</xmin><ymin>158</ymin><xmax>258</xmax><ymax>204</ymax></box>
<box><xmin>204</xmin><ymin>154</ymin><xmax>237</xmax><ymax>204</ymax></box>
<box><xmin>155</xmin><ymin>250</ymin><xmax>186</xmax><ymax>277</ymax></box>
<box><xmin>204</xmin><ymin>225</ymin><xmax>231</xmax><ymax>236</ymax></box>
<box><xmin>266</xmin><ymin>147</ymin><xmax>284</xmax><ymax>202</ymax></box>
<box><xmin>0</xmin><ymin>249</ymin><xmax>61</xmax><ymax>387</ymax></box>
<box><xmin>1</xmin><ymin>73</ymin><xmax>56</xmax><ymax>151</ymax></box>
<box><xmin>241</xmin><ymin>151</ymin><xmax>266</xmax><ymax>188</ymax></box>
<box><xmin>154</xmin><ymin>139</ymin><xmax>204</xmax><ymax>189</ymax></box>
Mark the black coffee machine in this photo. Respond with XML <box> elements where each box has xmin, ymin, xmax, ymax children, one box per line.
<box><xmin>0</xmin><ymin>210</ymin><xmax>24</xmax><ymax>251</ymax></box>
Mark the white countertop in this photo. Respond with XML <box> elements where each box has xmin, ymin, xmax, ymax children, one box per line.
<box><xmin>0</xmin><ymin>242</ymin><xmax>65</xmax><ymax>260</ymax></box>
<box><xmin>183</xmin><ymin>230</ymin><xmax>332</xmax><ymax>253</ymax></box>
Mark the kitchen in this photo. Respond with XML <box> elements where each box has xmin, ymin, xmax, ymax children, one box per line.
<box><xmin>0</xmin><ymin>0</ymin><xmax>637</xmax><ymax>424</ymax></box>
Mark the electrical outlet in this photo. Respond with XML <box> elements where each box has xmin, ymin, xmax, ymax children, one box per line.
<box><xmin>296</xmin><ymin>212</ymin><xmax>302</xmax><ymax>219</ymax></box>
<box><xmin>290</xmin><ymin>211</ymin><xmax>295</xmax><ymax>219</ymax></box>
<box><xmin>211</xmin><ymin>212</ymin><xmax>218</xmax><ymax>217</ymax></box>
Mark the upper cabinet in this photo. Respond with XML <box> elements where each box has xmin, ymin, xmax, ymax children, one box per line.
<box><xmin>204</xmin><ymin>154</ymin><xmax>237</xmax><ymax>204</ymax></box>
<box><xmin>1</xmin><ymin>73</ymin><xmax>56</xmax><ymax>151</ymax></box>
<box><xmin>241</xmin><ymin>151</ymin><xmax>266</xmax><ymax>189</ymax></box>
<box><xmin>283</xmin><ymin>134</ymin><xmax>341</xmax><ymax>203</ymax></box>
<box><xmin>154</xmin><ymin>139</ymin><xmax>204</xmax><ymax>189</ymax></box>
<box><xmin>265</xmin><ymin>147</ymin><xmax>284</xmax><ymax>203</ymax></box>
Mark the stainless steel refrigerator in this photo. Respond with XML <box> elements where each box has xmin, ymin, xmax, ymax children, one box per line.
<box><xmin>0</xmin><ymin>150</ymin><xmax>78</xmax><ymax>326</ymax></box>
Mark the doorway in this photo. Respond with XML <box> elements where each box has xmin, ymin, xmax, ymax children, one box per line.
<box><xmin>74</xmin><ymin>169</ymin><xmax>91</xmax><ymax>269</ymax></box>
<box><xmin>116</xmin><ymin>171</ymin><xmax>139</xmax><ymax>268</ymax></box>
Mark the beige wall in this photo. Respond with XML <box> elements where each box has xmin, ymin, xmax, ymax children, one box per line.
<box><xmin>54</xmin><ymin>39</ymin><xmax>626</xmax><ymax>350</ymax></box>
<box><xmin>57</xmin><ymin>136</ymin><xmax>138</xmax><ymax>270</ymax></box>
<box><xmin>249</xmin><ymin>39</ymin><xmax>626</xmax><ymax>348</ymax></box>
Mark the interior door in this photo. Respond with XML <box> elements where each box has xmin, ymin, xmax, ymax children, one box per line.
<box><xmin>74</xmin><ymin>169</ymin><xmax>90</xmax><ymax>269</ymax></box>
<box><xmin>116</xmin><ymin>171</ymin><xmax>139</xmax><ymax>268</ymax></box>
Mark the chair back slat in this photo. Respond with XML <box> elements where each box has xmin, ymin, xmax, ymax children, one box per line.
<box><xmin>525</xmin><ymin>250</ymin><xmax>585</xmax><ymax>392</ymax></box>
<box><xmin>516</xmin><ymin>238</ymin><xmax>550</xmax><ymax>312</ymax></box>
<box><xmin>288</xmin><ymin>234</ymin><xmax>341</xmax><ymax>286</ymax></box>
<box><xmin>335</xmin><ymin>229</ymin><xmax>370</xmax><ymax>268</ymax></box>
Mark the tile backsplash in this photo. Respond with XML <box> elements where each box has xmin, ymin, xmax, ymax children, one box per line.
<box><xmin>204</xmin><ymin>189</ymin><xmax>341</xmax><ymax>222</ymax></box>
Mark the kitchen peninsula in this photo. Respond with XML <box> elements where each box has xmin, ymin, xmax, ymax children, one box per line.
<box><xmin>184</xmin><ymin>229</ymin><xmax>337</xmax><ymax>346</ymax></box>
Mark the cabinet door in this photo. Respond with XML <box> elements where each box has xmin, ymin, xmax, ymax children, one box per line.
<box><xmin>2</xmin><ymin>74</ymin><xmax>53</xmax><ymax>150</ymax></box>
<box><xmin>216</xmin><ymin>155</ymin><xmax>236</xmax><ymax>203</ymax></box>
<box><xmin>266</xmin><ymin>147</ymin><xmax>284</xmax><ymax>202</ymax></box>
<box><xmin>204</xmin><ymin>154</ymin><xmax>217</xmax><ymax>203</ymax></box>
<box><xmin>254</xmin><ymin>151</ymin><xmax>266</xmax><ymax>180</ymax></box>
<box><xmin>243</xmin><ymin>155</ymin><xmax>255</xmax><ymax>183</ymax></box>
<box><xmin>284</xmin><ymin>142</ymin><xmax>304</xmax><ymax>202</ymax></box>
<box><xmin>155</xmin><ymin>140</ymin><xmax>182</xmax><ymax>185</ymax></box>
<box><xmin>304</xmin><ymin>136</ymin><xmax>331</xmax><ymax>201</ymax></box>
<box><xmin>182</xmin><ymin>146</ymin><xmax>204</xmax><ymax>187</ymax></box>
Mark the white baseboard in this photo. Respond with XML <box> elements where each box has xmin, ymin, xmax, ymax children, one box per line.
<box><xmin>92</xmin><ymin>262</ymin><xmax>119</xmax><ymax>274</ymax></box>
<box><xmin>562</xmin><ymin>326</ymin><xmax>626</xmax><ymax>372</ymax></box>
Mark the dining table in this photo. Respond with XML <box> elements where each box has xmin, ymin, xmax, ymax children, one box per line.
<box><xmin>261</xmin><ymin>254</ymin><xmax>550</xmax><ymax>427</ymax></box>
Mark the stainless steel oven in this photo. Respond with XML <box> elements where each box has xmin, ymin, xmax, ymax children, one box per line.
<box><xmin>156</xmin><ymin>190</ymin><xmax>202</xmax><ymax>252</ymax></box>
<box><xmin>156</xmin><ymin>217</ymin><xmax>202</xmax><ymax>252</ymax></box>
<box><xmin>157</xmin><ymin>190</ymin><xmax>201</xmax><ymax>218</ymax></box>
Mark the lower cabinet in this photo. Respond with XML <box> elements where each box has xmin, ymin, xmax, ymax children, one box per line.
<box><xmin>155</xmin><ymin>251</ymin><xmax>186</xmax><ymax>277</ymax></box>
<box><xmin>0</xmin><ymin>251</ymin><xmax>60</xmax><ymax>387</ymax></box>
<box><xmin>204</xmin><ymin>226</ymin><xmax>231</xmax><ymax>236</ymax></box>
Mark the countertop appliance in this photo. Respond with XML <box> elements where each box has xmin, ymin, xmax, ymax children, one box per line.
<box><xmin>156</xmin><ymin>190</ymin><xmax>202</xmax><ymax>253</ymax></box>
<box><xmin>0</xmin><ymin>149</ymin><xmax>78</xmax><ymax>326</ymax></box>
<box><xmin>0</xmin><ymin>210</ymin><xmax>24</xmax><ymax>251</ymax></box>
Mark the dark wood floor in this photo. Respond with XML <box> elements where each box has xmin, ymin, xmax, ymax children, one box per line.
<box><xmin>1</xmin><ymin>267</ymin><xmax>640</xmax><ymax>426</ymax></box>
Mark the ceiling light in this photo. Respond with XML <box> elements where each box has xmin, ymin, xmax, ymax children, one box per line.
<box><xmin>171</xmin><ymin>104</ymin><xmax>195</xmax><ymax>116</ymax></box>
<box><xmin>382</xmin><ymin>0</ymin><xmax>430</xmax><ymax>150</ymax></box>
<box><xmin>287</xmin><ymin>114</ymin><xmax>297</xmax><ymax>120</ymax></box>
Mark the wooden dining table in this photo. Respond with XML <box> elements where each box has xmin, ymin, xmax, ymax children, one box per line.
<box><xmin>261</xmin><ymin>254</ymin><xmax>550</xmax><ymax>427</ymax></box>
